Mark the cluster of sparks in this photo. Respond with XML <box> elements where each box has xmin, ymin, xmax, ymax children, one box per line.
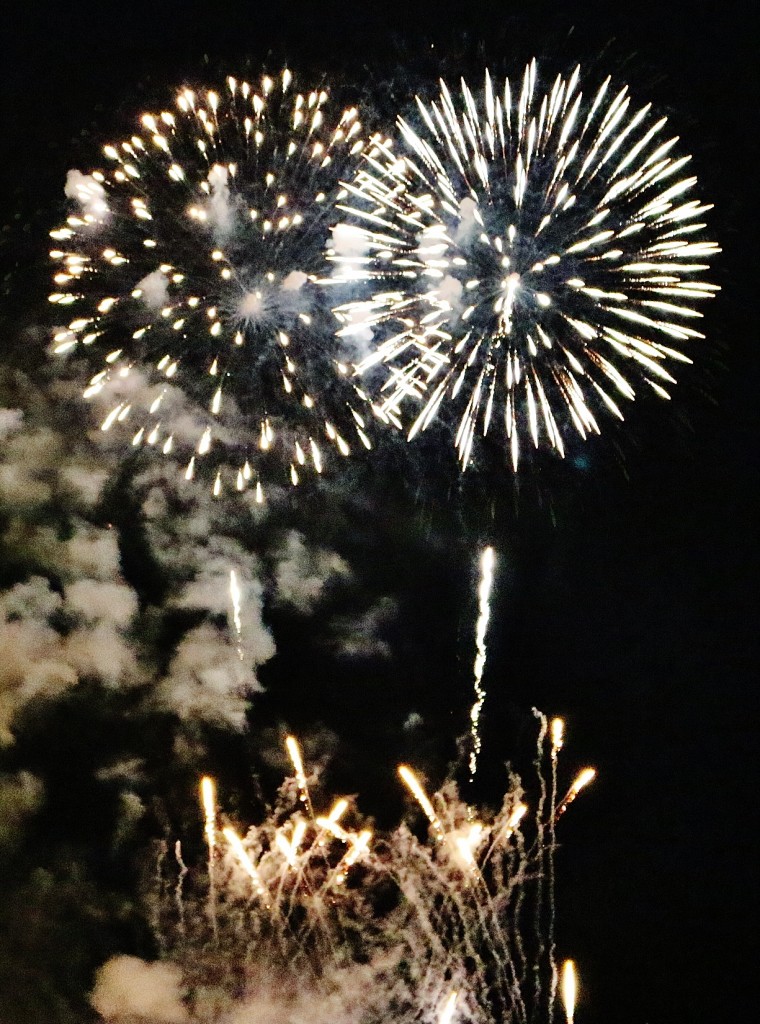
<box><xmin>156</xmin><ymin>727</ymin><xmax>593</xmax><ymax>1022</ymax></box>
<box><xmin>332</xmin><ymin>61</ymin><xmax>720</xmax><ymax>470</ymax></box>
<box><xmin>49</xmin><ymin>69</ymin><xmax>375</xmax><ymax>498</ymax></box>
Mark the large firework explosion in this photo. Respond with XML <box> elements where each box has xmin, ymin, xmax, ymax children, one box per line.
<box><xmin>48</xmin><ymin>69</ymin><xmax>375</xmax><ymax>498</ymax></box>
<box><xmin>331</xmin><ymin>60</ymin><xmax>720</xmax><ymax>471</ymax></box>
<box><xmin>131</xmin><ymin>725</ymin><xmax>593</xmax><ymax>1024</ymax></box>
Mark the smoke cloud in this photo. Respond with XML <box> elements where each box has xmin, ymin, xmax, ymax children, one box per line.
<box><xmin>91</xmin><ymin>956</ymin><xmax>189</xmax><ymax>1023</ymax></box>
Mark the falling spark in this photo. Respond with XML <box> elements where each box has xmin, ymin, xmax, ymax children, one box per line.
<box><xmin>562</xmin><ymin>959</ymin><xmax>578</xmax><ymax>1024</ymax></box>
<box><xmin>332</xmin><ymin>63</ymin><xmax>720</xmax><ymax>472</ymax></box>
<box><xmin>469</xmin><ymin>546</ymin><xmax>495</xmax><ymax>779</ymax></box>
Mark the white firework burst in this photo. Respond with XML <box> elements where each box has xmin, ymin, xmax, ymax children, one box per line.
<box><xmin>49</xmin><ymin>69</ymin><xmax>374</xmax><ymax>498</ymax></box>
<box><xmin>331</xmin><ymin>61</ymin><xmax>721</xmax><ymax>471</ymax></box>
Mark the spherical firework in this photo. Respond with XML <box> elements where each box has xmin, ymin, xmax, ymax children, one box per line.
<box><xmin>331</xmin><ymin>61</ymin><xmax>720</xmax><ymax>471</ymax></box>
<box><xmin>48</xmin><ymin>70</ymin><xmax>374</xmax><ymax>498</ymax></box>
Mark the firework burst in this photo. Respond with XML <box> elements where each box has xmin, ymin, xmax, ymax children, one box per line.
<box><xmin>331</xmin><ymin>61</ymin><xmax>720</xmax><ymax>471</ymax></box>
<box><xmin>148</xmin><ymin>727</ymin><xmax>594</xmax><ymax>1023</ymax></box>
<box><xmin>49</xmin><ymin>70</ymin><xmax>375</xmax><ymax>498</ymax></box>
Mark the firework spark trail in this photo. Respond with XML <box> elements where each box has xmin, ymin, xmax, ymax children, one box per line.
<box><xmin>286</xmin><ymin>733</ymin><xmax>314</xmax><ymax>819</ymax></box>
<box><xmin>555</xmin><ymin>767</ymin><xmax>597</xmax><ymax>820</ymax></box>
<box><xmin>331</xmin><ymin>63</ymin><xmax>720</xmax><ymax>471</ymax></box>
<box><xmin>199</xmin><ymin>776</ymin><xmax>218</xmax><ymax>939</ymax></box>
<box><xmin>49</xmin><ymin>70</ymin><xmax>376</xmax><ymax>497</ymax></box>
<box><xmin>470</xmin><ymin>545</ymin><xmax>495</xmax><ymax>779</ymax></box>
<box><xmin>548</xmin><ymin>717</ymin><xmax>565</xmax><ymax>1015</ymax></box>
<box><xmin>562</xmin><ymin>959</ymin><xmax>578</xmax><ymax>1024</ymax></box>
<box><xmin>151</xmin><ymin>722</ymin><xmax>595</xmax><ymax>1022</ymax></box>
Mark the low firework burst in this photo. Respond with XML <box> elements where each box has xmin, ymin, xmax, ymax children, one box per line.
<box><xmin>331</xmin><ymin>61</ymin><xmax>720</xmax><ymax>471</ymax></box>
<box><xmin>49</xmin><ymin>70</ymin><xmax>374</xmax><ymax>498</ymax></box>
<box><xmin>148</xmin><ymin>725</ymin><xmax>592</xmax><ymax>1022</ymax></box>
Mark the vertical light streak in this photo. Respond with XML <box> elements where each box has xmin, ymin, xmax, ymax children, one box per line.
<box><xmin>229</xmin><ymin>569</ymin><xmax>243</xmax><ymax>661</ymax></box>
<box><xmin>469</xmin><ymin>546</ymin><xmax>496</xmax><ymax>779</ymax></box>
<box><xmin>551</xmin><ymin>717</ymin><xmax>565</xmax><ymax>760</ymax></box>
<box><xmin>561</xmin><ymin>959</ymin><xmax>578</xmax><ymax>1024</ymax></box>
<box><xmin>200</xmin><ymin>776</ymin><xmax>218</xmax><ymax>939</ymax></box>
<box><xmin>200</xmin><ymin>775</ymin><xmax>216</xmax><ymax>856</ymax></box>
<box><xmin>548</xmin><ymin>716</ymin><xmax>565</xmax><ymax>1018</ymax></box>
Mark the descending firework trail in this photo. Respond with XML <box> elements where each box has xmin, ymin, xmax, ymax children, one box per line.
<box><xmin>49</xmin><ymin>70</ymin><xmax>375</xmax><ymax>498</ymax></box>
<box><xmin>469</xmin><ymin>545</ymin><xmax>495</xmax><ymax>780</ymax></box>
<box><xmin>331</xmin><ymin>61</ymin><xmax>720</xmax><ymax>471</ymax></box>
<box><xmin>151</xmin><ymin>723</ymin><xmax>595</xmax><ymax>1023</ymax></box>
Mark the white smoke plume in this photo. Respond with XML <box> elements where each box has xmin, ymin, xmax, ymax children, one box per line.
<box><xmin>135</xmin><ymin>269</ymin><xmax>171</xmax><ymax>311</ymax></box>
<box><xmin>330</xmin><ymin>222</ymin><xmax>370</xmax><ymax>258</ymax></box>
<box><xmin>454</xmin><ymin>195</ymin><xmax>479</xmax><ymax>243</ymax></box>
<box><xmin>207</xmin><ymin>164</ymin><xmax>236</xmax><ymax>241</ymax></box>
<box><xmin>0</xmin><ymin>771</ymin><xmax>44</xmax><ymax>853</ymax></box>
<box><xmin>0</xmin><ymin>407</ymin><xmax>23</xmax><ymax>438</ymax></box>
<box><xmin>65</xmin><ymin>169</ymin><xmax>110</xmax><ymax>221</ymax></box>
<box><xmin>329</xmin><ymin>595</ymin><xmax>397</xmax><ymax>660</ymax></box>
<box><xmin>91</xmin><ymin>955</ymin><xmax>189</xmax><ymax>1023</ymax></box>
<box><xmin>273</xmin><ymin>530</ymin><xmax>350</xmax><ymax>614</ymax></box>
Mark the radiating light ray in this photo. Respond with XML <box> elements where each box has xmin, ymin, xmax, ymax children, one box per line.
<box><xmin>49</xmin><ymin>70</ymin><xmax>376</xmax><ymax>494</ymax></box>
<box><xmin>469</xmin><ymin>545</ymin><xmax>496</xmax><ymax>779</ymax></box>
<box><xmin>331</xmin><ymin>64</ymin><xmax>720</xmax><ymax>472</ymax></box>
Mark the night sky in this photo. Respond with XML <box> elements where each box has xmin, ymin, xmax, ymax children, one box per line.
<box><xmin>0</xmin><ymin>2</ymin><xmax>756</xmax><ymax>1023</ymax></box>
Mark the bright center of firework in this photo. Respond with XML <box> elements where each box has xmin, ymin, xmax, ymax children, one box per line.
<box><xmin>420</xmin><ymin>212</ymin><xmax>555</xmax><ymax>355</ymax></box>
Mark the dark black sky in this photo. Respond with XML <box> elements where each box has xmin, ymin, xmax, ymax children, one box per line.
<box><xmin>1</xmin><ymin>2</ymin><xmax>757</xmax><ymax>1023</ymax></box>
